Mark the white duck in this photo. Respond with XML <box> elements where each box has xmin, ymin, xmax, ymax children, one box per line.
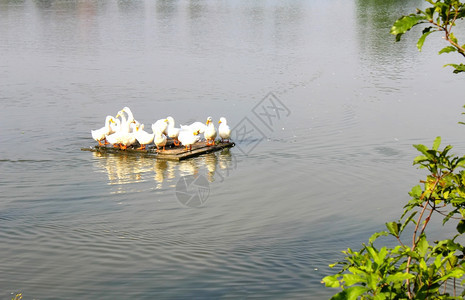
<box><xmin>165</xmin><ymin>116</ymin><xmax>181</xmax><ymax>146</ymax></box>
<box><xmin>218</xmin><ymin>117</ymin><xmax>231</xmax><ymax>143</ymax></box>
<box><xmin>134</xmin><ymin>123</ymin><xmax>154</xmax><ymax>150</ymax></box>
<box><xmin>106</xmin><ymin>118</ymin><xmax>122</xmax><ymax>148</ymax></box>
<box><xmin>204</xmin><ymin>116</ymin><xmax>217</xmax><ymax>146</ymax></box>
<box><xmin>154</xmin><ymin>130</ymin><xmax>168</xmax><ymax>151</ymax></box>
<box><xmin>180</xmin><ymin>121</ymin><xmax>207</xmax><ymax>135</ymax></box>
<box><xmin>178</xmin><ymin>128</ymin><xmax>201</xmax><ymax>151</ymax></box>
<box><xmin>91</xmin><ymin>115</ymin><xmax>114</xmax><ymax>146</ymax></box>
<box><xmin>111</xmin><ymin>110</ymin><xmax>136</xmax><ymax>149</ymax></box>
<box><xmin>118</xmin><ymin>129</ymin><xmax>137</xmax><ymax>150</ymax></box>
<box><xmin>121</xmin><ymin>107</ymin><xmax>136</xmax><ymax>129</ymax></box>
<box><xmin>109</xmin><ymin>119</ymin><xmax>119</xmax><ymax>135</ymax></box>
<box><xmin>152</xmin><ymin>118</ymin><xmax>168</xmax><ymax>135</ymax></box>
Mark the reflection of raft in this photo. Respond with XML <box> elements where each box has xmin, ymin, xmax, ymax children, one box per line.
<box><xmin>81</xmin><ymin>141</ymin><xmax>235</xmax><ymax>161</ymax></box>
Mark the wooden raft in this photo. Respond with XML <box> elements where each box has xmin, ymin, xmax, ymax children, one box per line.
<box><xmin>81</xmin><ymin>141</ymin><xmax>235</xmax><ymax>161</ymax></box>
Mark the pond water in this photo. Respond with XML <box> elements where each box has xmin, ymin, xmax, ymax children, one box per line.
<box><xmin>1</xmin><ymin>0</ymin><xmax>465</xmax><ymax>299</ymax></box>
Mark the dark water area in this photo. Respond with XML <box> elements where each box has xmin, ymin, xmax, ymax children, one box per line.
<box><xmin>1</xmin><ymin>0</ymin><xmax>464</xmax><ymax>298</ymax></box>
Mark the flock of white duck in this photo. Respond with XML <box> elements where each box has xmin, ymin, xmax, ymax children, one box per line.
<box><xmin>91</xmin><ymin>107</ymin><xmax>231</xmax><ymax>151</ymax></box>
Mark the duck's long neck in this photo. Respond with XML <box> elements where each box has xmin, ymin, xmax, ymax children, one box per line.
<box><xmin>113</xmin><ymin>119</ymin><xmax>121</xmax><ymax>130</ymax></box>
<box><xmin>119</xmin><ymin>114</ymin><xmax>131</xmax><ymax>133</ymax></box>
<box><xmin>104</xmin><ymin>116</ymin><xmax>113</xmax><ymax>130</ymax></box>
<box><xmin>124</xmin><ymin>108</ymin><xmax>134</xmax><ymax>124</ymax></box>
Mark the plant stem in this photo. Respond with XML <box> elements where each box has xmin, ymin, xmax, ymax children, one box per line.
<box><xmin>405</xmin><ymin>176</ymin><xmax>441</xmax><ymax>298</ymax></box>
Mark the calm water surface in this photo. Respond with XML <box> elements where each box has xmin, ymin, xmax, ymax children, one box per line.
<box><xmin>1</xmin><ymin>0</ymin><xmax>465</xmax><ymax>299</ymax></box>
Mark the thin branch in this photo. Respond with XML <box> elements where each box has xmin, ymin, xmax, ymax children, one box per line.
<box><xmin>429</xmin><ymin>14</ymin><xmax>465</xmax><ymax>57</ymax></box>
<box><xmin>406</xmin><ymin>199</ymin><xmax>430</xmax><ymax>298</ymax></box>
<box><xmin>406</xmin><ymin>176</ymin><xmax>441</xmax><ymax>299</ymax></box>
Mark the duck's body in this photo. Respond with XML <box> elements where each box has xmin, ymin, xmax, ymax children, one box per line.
<box><xmin>134</xmin><ymin>123</ymin><xmax>154</xmax><ymax>150</ymax></box>
<box><xmin>106</xmin><ymin>118</ymin><xmax>122</xmax><ymax>147</ymax></box>
<box><xmin>91</xmin><ymin>115</ymin><xmax>114</xmax><ymax>146</ymax></box>
<box><xmin>178</xmin><ymin>128</ymin><xmax>200</xmax><ymax>151</ymax></box>
<box><xmin>165</xmin><ymin>116</ymin><xmax>181</xmax><ymax>146</ymax></box>
<box><xmin>106</xmin><ymin>132</ymin><xmax>121</xmax><ymax>147</ymax></box>
<box><xmin>152</xmin><ymin>118</ymin><xmax>168</xmax><ymax>135</ymax></box>
<box><xmin>218</xmin><ymin>117</ymin><xmax>231</xmax><ymax>143</ymax></box>
<box><xmin>111</xmin><ymin>111</ymin><xmax>136</xmax><ymax>149</ymax></box>
<box><xmin>154</xmin><ymin>130</ymin><xmax>168</xmax><ymax>151</ymax></box>
<box><xmin>180</xmin><ymin>121</ymin><xmax>207</xmax><ymax>134</ymax></box>
<box><xmin>204</xmin><ymin>117</ymin><xmax>217</xmax><ymax>146</ymax></box>
<box><xmin>118</xmin><ymin>130</ymin><xmax>137</xmax><ymax>150</ymax></box>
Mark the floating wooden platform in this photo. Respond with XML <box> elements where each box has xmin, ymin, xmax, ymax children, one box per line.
<box><xmin>81</xmin><ymin>141</ymin><xmax>235</xmax><ymax>161</ymax></box>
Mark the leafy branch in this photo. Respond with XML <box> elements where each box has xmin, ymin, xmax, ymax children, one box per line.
<box><xmin>390</xmin><ymin>0</ymin><xmax>465</xmax><ymax>73</ymax></box>
<box><xmin>322</xmin><ymin>137</ymin><xmax>465</xmax><ymax>299</ymax></box>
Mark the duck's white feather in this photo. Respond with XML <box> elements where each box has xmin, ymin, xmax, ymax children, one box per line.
<box><xmin>134</xmin><ymin>123</ymin><xmax>154</xmax><ymax>146</ymax></box>
<box><xmin>218</xmin><ymin>117</ymin><xmax>231</xmax><ymax>142</ymax></box>
<box><xmin>204</xmin><ymin>116</ymin><xmax>217</xmax><ymax>145</ymax></box>
<box><xmin>91</xmin><ymin>115</ymin><xmax>114</xmax><ymax>145</ymax></box>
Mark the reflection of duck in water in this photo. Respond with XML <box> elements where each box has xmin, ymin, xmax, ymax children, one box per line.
<box><xmin>92</xmin><ymin>152</ymin><xmax>153</xmax><ymax>189</ymax></box>
<box><xmin>204</xmin><ymin>153</ymin><xmax>218</xmax><ymax>182</ymax></box>
<box><xmin>153</xmin><ymin>159</ymin><xmax>168</xmax><ymax>184</ymax></box>
<box><xmin>218</xmin><ymin>148</ymin><xmax>235</xmax><ymax>176</ymax></box>
<box><xmin>178</xmin><ymin>159</ymin><xmax>199</xmax><ymax>177</ymax></box>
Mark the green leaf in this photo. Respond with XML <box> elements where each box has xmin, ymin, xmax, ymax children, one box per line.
<box><xmin>343</xmin><ymin>273</ymin><xmax>363</xmax><ymax>286</ymax></box>
<box><xmin>413</xmin><ymin>144</ymin><xmax>429</xmax><ymax>156</ymax></box>
<box><xmin>450</xmin><ymin>198</ymin><xmax>465</xmax><ymax>205</ymax></box>
<box><xmin>413</xmin><ymin>155</ymin><xmax>429</xmax><ymax>165</ymax></box>
<box><xmin>457</xmin><ymin>219</ymin><xmax>465</xmax><ymax>234</ymax></box>
<box><xmin>386</xmin><ymin>272</ymin><xmax>415</xmax><ymax>283</ymax></box>
<box><xmin>386</xmin><ymin>222</ymin><xmax>400</xmax><ymax>237</ymax></box>
<box><xmin>434</xmin><ymin>268</ymin><xmax>465</xmax><ymax>283</ymax></box>
<box><xmin>366</xmin><ymin>246</ymin><xmax>381</xmax><ymax>265</ymax></box>
<box><xmin>443</xmin><ymin>209</ymin><xmax>459</xmax><ymax>225</ymax></box>
<box><xmin>439</xmin><ymin>46</ymin><xmax>458</xmax><ymax>54</ymax></box>
<box><xmin>330</xmin><ymin>286</ymin><xmax>370</xmax><ymax>300</ymax></box>
<box><xmin>419</xmin><ymin>258</ymin><xmax>427</xmax><ymax>271</ymax></box>
<box><xmin>400</xmin><ymin>211</ymin><xmax>418</xmax><ymax>233</ymax></box>
<box><xmin>424</xmin><ymin>7</ymin><xmax>435</xmax><ymax>20</ymax></box>
<box><xmin>409</xmin><ymin>185</ymin><xmax>423</xmax><ymax>198</ymax></box>
<box><xmin>416</xmin><ymin>235</ymin><xmax>429</xmax><ymax>257</ymax></box>
<box><xmin>390</xmin><ymin>15</ymin><xmax>427</xmax><ymax>38</ymax></box>
<box><xmin>449</xmin><ymin>32</ymin><xmax>458</xmax><ymax>44</ymax></box>
<box><xmin>456</xmin><ymin>157</ymin><xmax>465</xmax><ymax>167</ymax></box>
<box><xmin>432</xmin><ymin>136</ymin><xmax>441</xmax><ymax>151</ymax></box>
<box><xmin>369</xmin><ymin>231</ymin><xmax>388</xmax><ymax>245</ymax></box>
<box><xmin>444</xmin><ymin>63</ymin><xmax>465</xmax><ymax>74</ymax></box>
<box><xmin>417</xmin><ymin>30</ymin><xmax>433</xmax><ymax>51</ymax></box>
<box><xmin>322</xmin><ymin>274</ymin><xmax>340</xmax><ymax>288</ymax></box>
